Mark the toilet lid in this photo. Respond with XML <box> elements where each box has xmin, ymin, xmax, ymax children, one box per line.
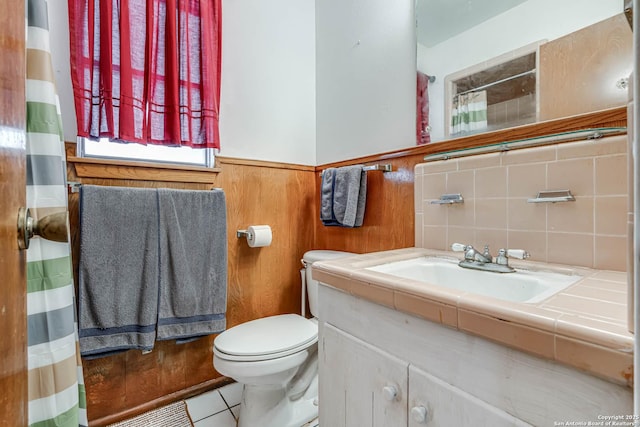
<box><xmin>214</xmin><ymin>314</ymin><xmax>317</xmax><ymax>359</ymax></box>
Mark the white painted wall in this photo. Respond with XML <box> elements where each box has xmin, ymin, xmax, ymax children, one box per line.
<box><xmin>315</xmin><ymin>0</ymin><xmax>416</xmax><ymax>165</ymax></box>
<box><xmin>219</xmin><ymin>0</ymin><xmax>316</xmax><ymax>165</ymax></box>
<box><xmin>418</xmin><ymin>0</ymin><xmax>622</xmax><ymax>142</ymax></box>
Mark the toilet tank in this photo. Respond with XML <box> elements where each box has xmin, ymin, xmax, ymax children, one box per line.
<box><xmin>303</xmin><ymin>250</ymin><xmax>354</xmax><ymax>318</ymax></box>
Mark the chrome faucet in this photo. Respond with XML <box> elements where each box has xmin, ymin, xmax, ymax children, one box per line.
<box><xmin>462</xmin><ymin>244</ymin><xmax>492</xmax><ymax>264</ymax></box>
<box><xmin>451</xmin><ymin>243</ymin><xmax>530</xmax><ymax>273</ymax></box>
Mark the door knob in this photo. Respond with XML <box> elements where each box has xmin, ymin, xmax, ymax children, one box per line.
<box><xmin>17</xmin><ymin>207</ymin><xmax>69</xmax><ymax>250</ymax></box>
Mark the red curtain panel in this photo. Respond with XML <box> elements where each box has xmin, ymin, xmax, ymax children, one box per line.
<box><xmin>68</xmin><ymin>0</ymin><xmax>221</xmax><ymax>149</ymax></box>
<box><xmin>416</xmin><ymin>71</ymin><xmax>431</xmax><ymax>145</ymax></box>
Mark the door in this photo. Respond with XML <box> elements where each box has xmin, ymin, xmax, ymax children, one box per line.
<box><xmin>320</xmin><ymin>323</ymin><xmax>408</xmax><ymax>427</ymax></box>
<box><xmin>0</xmin><ymin>0</ymin><xmax>27</xmax><ymax>425</ymax></box>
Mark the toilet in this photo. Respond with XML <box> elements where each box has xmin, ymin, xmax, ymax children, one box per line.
<box><xmin>213</xmin><ymin>250</ymin><xmax>353</xmax><ymax>427</ymax></box>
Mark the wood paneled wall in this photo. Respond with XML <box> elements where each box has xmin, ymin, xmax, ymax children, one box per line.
<box><xmin>313</xmin><ymin>157</ymin><xmax>418</xmax><ymax>253</ymax></box>
<box><xmin>218</xmin><ymin>158</ymin><xmax>316</xmax><ymax>328</ymax></box>
<box><xmin>66</xmin><ymin>146</ymin><xmax>316</xmax><ymax>424</ymax></box>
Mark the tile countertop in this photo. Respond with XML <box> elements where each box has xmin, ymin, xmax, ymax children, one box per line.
<box><xmin>312</xmin><ymin>247</ymin><xmax>633</xmax><ymax>388</ymax></box>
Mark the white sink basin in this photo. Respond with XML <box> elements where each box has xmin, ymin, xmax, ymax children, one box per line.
<box><xmin>366</xmin><ymin>256</ymin><xmax>582</xmax><ymax>303</ymax></box>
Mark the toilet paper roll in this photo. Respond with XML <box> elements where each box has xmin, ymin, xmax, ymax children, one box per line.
<box><xmin>247</xmin><ymin>225</ymin><xmax>272</xmax><ymax>248</ymax></box>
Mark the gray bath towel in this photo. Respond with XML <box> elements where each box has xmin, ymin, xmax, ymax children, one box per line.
<box><xmin>78</xmin><ymin>185</ymin><xmax>159</xmax><ymax>358</ymax></box>
<box><xmin>156</xmin><ymin>188</ymin><xmax>228</xmax><ymax>341</ymax></box>
<box><xmin>320</xmin><ymin>168</ymin><xmax>340</xmax><ymax>225</ymax></box>
<box><xmin>332</xmin><ymin>165</ymin><xmax>367</xmax><ymax>227</ymax></box>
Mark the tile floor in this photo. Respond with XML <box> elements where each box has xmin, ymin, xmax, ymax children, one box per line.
<box><xmin>185</xmin><ymin>382</ymin><xmax>319</xmax><ymax>427</ymax></box>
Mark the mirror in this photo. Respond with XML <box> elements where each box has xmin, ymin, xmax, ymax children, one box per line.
<box><xmin>416</xmin><ymin>0</ymin><xmax>632</xmax><ymax>144</ymax></box>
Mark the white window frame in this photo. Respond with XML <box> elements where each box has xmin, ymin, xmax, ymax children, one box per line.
<box><xmin>444</xmin><ymin>41</ymin><xmax>543</xmax><ymax>139</ymax></box>
<box><xmin>77</xmin><ymin>137</ymin><xmax>215</xmax><ymax>168</ymax></box>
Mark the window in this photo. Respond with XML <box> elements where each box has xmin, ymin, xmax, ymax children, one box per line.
<box><xmin>78</xmin><ymin>138</ymin><xmax>215</xmax><ymax>168</ymax></box>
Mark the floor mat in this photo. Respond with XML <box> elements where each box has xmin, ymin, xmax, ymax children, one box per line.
<box><xmin>108</xmin><ymin>401</ymin><xmax>194</xmax><ymax>427</ymax></box>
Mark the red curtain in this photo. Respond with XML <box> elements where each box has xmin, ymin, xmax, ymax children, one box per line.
<box><xmin>68</xmin><ymin>0</ymin><xmax>221</xmax><ymax>149</ymax></box>
<box><xmin>416</xmin><ymin>71</ymin><xmax>431</xmax><ymax>145</ymax></box>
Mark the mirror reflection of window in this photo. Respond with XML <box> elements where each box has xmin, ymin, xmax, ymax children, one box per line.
<box><xmin>450</xmin><ymin>52</ymin><xmax>537</xmax><ymax>137</ymax></box>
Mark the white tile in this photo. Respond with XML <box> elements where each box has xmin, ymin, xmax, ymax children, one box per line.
<box><xmin>219</xmin><ymin>382</ymin><xmax>243</xmax><ymax>408</ymax></box>
<box><xmin>193</xmin><ymin>410</ymin><xmax>237</xmax><ymax>427</ymax></box>
<box><xmin>186</xmin><ymin>390</ymin><xmax>228</xmax><ymax>422</ymax></box>
<box><xmin>230</xmin><ymin>405</ymin><xmax>239</xmax><ymax>420</ymax></box>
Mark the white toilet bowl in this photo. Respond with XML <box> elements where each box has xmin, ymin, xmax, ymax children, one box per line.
<box><xmin>212</xmin><ymin>250</ymin><xmax>353</xmax><ymax>427</ymax></box>
<box><xmin>213</xmin><ymin>314</ymin><xmax>318</xmax><ymax>427</ymax></box>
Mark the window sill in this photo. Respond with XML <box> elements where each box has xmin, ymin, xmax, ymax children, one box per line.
<box><xmin>67</xmin><ymin>156</ymin><xmax>221</xmax><ymax>184</ymax></box>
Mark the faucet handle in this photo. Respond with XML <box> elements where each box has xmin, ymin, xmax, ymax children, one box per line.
<box><xmin>482</xmin><ymin>245</ymin><xmax>492</xmax><ymax>261</ymax></box>
<box><xmin>506</xmin><ymin>249</ymin><xmax>530</xmax><ymax>260</ymax></box>
<box><xmin>451</xmin><ymin>243</ymin><xmax>467</xmax><ymax>252</ymax></box>
<box><xmin>495</xmin><ymin>248</ymin><xmax>509</xmax><ymax>265</ymax></box>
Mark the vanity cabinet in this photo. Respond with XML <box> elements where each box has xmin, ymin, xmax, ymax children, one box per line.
<box><xmin>317</xmin><ymin>283</ymin><xmax>632</xmax><ymax>427</ymax></box>
<box><xmin>321</xmin><ymin>322</ymin><xmax>528</xmax><ymax>427</ymax></box>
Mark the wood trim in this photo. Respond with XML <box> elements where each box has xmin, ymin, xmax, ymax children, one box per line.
<box><xmin>89</xmin><ymin>377</ymin><xmax>234</xmax><ymax>427</ymax></box>
<box><xmin>217</xmin><ymin>156</ymin><xmax>315</xmax><ymax>172</ymax></box>
<box><xmin>316</xmin><ymin>107</ymin><xmax>627</xmax><ymax>170</ymax></box>
<box><xmin>67</xmin><ymin>156</ymin><xmax>221</xmax><ymax>184</ymax></box>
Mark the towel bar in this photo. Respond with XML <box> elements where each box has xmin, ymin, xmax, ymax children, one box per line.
<box><xmin>68</xmin><ymin>182</ymin><xmax>223</xmax><ymax>193</ymax></box>
<box><xmin>430</xmin><ymin>193</ymin><xmax>464</xmax><ymax>205</ymax></box>
<box><xmin>68</xmin><ymin>181</ymin><xmax>81</xmax><ymax>193</ymax></box>
<box><xmin>362</xmin><ymin>164</ymin><xmax>393</xmax><ymax>172</ymax></box>
<box><xmin>527</xmin><ymin>190</ymin><xmax>575</xmax><ymax>203</ymax></box>
<box><xmin>320</xmin><ymin>163</ymin><xmax>393</xmax><ymax>176</ymax></box>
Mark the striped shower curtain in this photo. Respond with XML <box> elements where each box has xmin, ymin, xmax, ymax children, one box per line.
<box><xmin>26</xmin><ymin>0</ymin><xmax>88</xmax><ymax>425</ymax></box>
<box><xmin>450</xmin><ymin>90</ymin><xmax>488</xmax><ymax>136</ymax></box>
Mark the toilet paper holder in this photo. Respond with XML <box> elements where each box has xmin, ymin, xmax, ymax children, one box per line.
<box><xmin>236</xmin><ymin>229</ymin><xmax>252</xmax><ymax>239</ymax></box>
<box><xmin>237</xmin><ymin>225</ymin><xmax>273</xmax><ymax>248</ymax></box>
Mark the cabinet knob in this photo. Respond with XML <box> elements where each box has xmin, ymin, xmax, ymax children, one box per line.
<box><xmin>382</xmin><ymin>385</ymin><xmax>398</xmax><ymax>401</ymax></box>
<box><xmin>410</xmin><ymin>405</ymin><xmax>428</xmax><ymax>423</ymax></box>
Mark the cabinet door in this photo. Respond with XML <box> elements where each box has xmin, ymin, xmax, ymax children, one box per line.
<box><xmin>408</xmin><ymin>365</ymin><xmax>531</xmax><ymax>427</ymax></box>
<box><xmin>320</xmin><ymin>323</ymin><xmax>408</xmax><ymax>427</ymax></box>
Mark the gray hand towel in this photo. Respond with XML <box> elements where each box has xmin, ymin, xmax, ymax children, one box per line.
<box><xmin>78</xmin><ymin>185</ymin><xmax>159</xmax><ymax>357</ymax></box>
<box><xmin>332</xmin><ymin>165</ymin><xmax>367</xmax><ymax>227</ymax></box>
<box><xmin>156</xmin><ymin>188</ymin><xmax>228</xmax><ymax>341</ymax></box>
<box><xmin>354</xmin><ymin>168</ymin><xmax>367</xmax><ymax>227</ymax></box>
<box><xmin>320</xmin><ymin>168</ymin><xmax>340</xmax><ymax>225</ymax></box>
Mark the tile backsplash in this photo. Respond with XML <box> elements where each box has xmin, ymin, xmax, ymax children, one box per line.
<box><xmin>415</xmin><ymin>135</ymin><xmax>628</xmax><ymax>271</ymax></box>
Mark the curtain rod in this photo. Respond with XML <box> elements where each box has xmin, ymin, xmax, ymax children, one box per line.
<box><xmin>419</xmin><ymin>71</ymin><xmax>436</xmax><ymax>83</ymax></box>
<box><xmin>455</xmin><ymin>69</ymin><xmax>536</xmax><ymax>97</ymax></box>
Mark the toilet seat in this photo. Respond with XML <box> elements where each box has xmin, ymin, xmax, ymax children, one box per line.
<box><xmin>214</xmin><ymin>314</ymin><xmax>317</xmax><ymax>362</ymax></box>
